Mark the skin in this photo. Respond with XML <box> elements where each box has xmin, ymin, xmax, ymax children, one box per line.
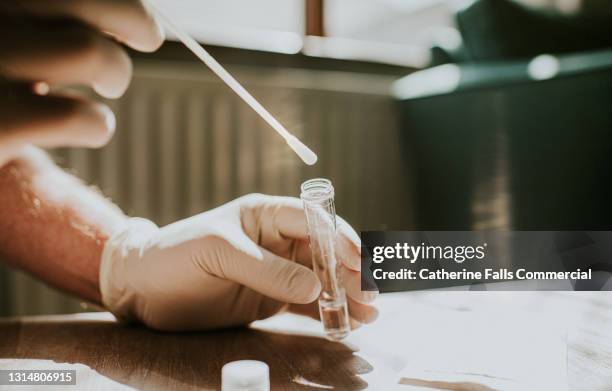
<box><xmin>0</xmin><ymin>0</ymin><xmax>164</xmax><ymax>167</ymax></box>
<box><xmin>0</xmin><ymin>147</ymin><xmax>125</xmax><ymax>304</ymax></box>
<box><xmin>0</xmin><ymin>0</ymin><xmax>163</xmax><ymax>302</ymax></box>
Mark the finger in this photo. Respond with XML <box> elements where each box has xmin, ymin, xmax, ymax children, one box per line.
<box><xmin>0</xmin><ymin>85</ymin><xmax>115</xmax><ymax>152</ymax></box>
<box><xmin>350</xmin><ymin>318</ymin><xmax>362</xmax><ymax>330</ymax></box>
<box><xmin>249</xmin><ymin>195</ymin><xmax>362</xmax><ymax>271</ymax></box>
<box><xmin>336</xmin><ymin>216</ymin><xmax>362</xmax><ymax>271</ymax></box>
<box><xmin>292</xmin><ymin>242</ymin><xmax>377</xmax><ymax>305</ymax></box>
<box><xmin>290</xmin><ymin>241</ymin><xmax>377</xmax><ymax>314</ymax></box>
<box><xmin>338</xmin><ymin>264</ymin><xmax>378</xmax><ymax>304</ymax></box>
<box><xmin>217</xmin><ymin>240</ymin><xmax>321</xmax><ymax>305</ymax></box>
<box><xmin>10</xmin><ymin>0</ymin><xmax>164</xmax><ymax>52</ymax></box>
<box><xmin>347</xmin><ymin>296</ymin><xmax>379</xmax><ymax>324</ymax></box>
<box><xmin>0</xmin><ymin>20</ymin><xmax>132</xmax><ymax>98</ymax></box>
<box><xmin>264</xmin><ymin>196</ymin><xmax>309</xmax><ymax>241</ymax></box>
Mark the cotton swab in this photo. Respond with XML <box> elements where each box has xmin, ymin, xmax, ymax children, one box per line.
<box><xmin>146</xmin><ymin>1</ymin><xmax>318</xmax><ymax>166</ymax></box>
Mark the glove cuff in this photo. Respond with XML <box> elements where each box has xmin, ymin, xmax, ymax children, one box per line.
<box><xmin>99</xmin><ymin>217</ymin><xmax>159</xmax><ymax>321</ymax></box>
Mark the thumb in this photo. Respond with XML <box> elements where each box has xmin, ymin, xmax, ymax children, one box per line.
<box><xmin>0</xmin><ymin>85</ymin><xmax>116</xmax><ymax>150</ymax></box>
<box><xmin>222</xmin><ymin>244</ymin><xmax>321</xmax><ymax>304</ymax></box>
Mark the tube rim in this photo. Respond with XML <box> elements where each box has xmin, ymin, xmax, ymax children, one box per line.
<box><xmin>300</xmin><ymin>178</ymin><xmax>334</xmax><ymax>202</ymax></box>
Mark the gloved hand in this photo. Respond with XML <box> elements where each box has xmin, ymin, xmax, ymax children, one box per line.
<box><xmin>0</xmin><ymin>1</ymin><xmax>165</xmax><ymax>167</ymax></box>
<box><xmin>100</xmin><ymin>194</ymin><xmax>378</xmax><ymax>331</ymax></box>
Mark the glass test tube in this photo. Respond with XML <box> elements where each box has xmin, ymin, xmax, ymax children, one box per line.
<box><xmin>301</xmin><ymin>178</ymin><xmax>351</xmax><ymax>341</ymax></box>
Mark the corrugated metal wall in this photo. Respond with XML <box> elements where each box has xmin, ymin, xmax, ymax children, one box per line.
<box><xmin>1</xmin><ymin>60</ymin><xmax>413</xmax><ymax>316</ymax></box>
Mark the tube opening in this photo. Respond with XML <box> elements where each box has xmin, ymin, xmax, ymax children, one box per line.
<box><xmin>300</xmin><ymin>178</ymin><xmax>334</xmax><ymax>202</ymax></box>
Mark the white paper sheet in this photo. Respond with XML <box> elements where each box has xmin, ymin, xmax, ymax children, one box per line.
<box><xmin>395</xmin><ymin>299</ymin><xmax>568</xmax><ymax>391</ymax></box>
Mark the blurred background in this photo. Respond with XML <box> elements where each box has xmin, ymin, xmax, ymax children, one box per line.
<box><xmin>2</xmin><ymin>0</ymin><xmax>612</xmax><ymax>316</ymax></box>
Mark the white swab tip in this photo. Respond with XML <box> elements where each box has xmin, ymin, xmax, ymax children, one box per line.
<box><xmin>286</xmin><ymin>135</ymin><xmax>318</xmax><ymax>166</ymax></box>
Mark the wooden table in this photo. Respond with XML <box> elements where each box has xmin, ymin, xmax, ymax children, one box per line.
<box><xmin>1</xmin><ymin>292</ymin><xmax>611</xmax><ymax>390</ymax></box>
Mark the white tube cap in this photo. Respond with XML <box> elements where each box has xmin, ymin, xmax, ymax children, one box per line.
<box><xmin>222</xmin><ymin>360</ymin><xmax>270</xmax><ymax>391</ymax></box>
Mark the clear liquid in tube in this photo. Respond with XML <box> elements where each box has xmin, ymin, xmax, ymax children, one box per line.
<box><xmin>319</xmin><ymin>291</ymin><xmax>351</xmax><ymax>341</ymax></box>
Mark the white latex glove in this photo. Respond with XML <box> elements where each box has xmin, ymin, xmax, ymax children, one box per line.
<box><xmin>100</xmin><ymin>194</ymin><xmax>378</xmax><ymax>331</ymax></box>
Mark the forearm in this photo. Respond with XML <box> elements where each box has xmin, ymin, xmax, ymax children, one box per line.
<box><xmin>0</xmin><ymin>147</ymin><xmax>127</xmax><ymax>304</ymax></box>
